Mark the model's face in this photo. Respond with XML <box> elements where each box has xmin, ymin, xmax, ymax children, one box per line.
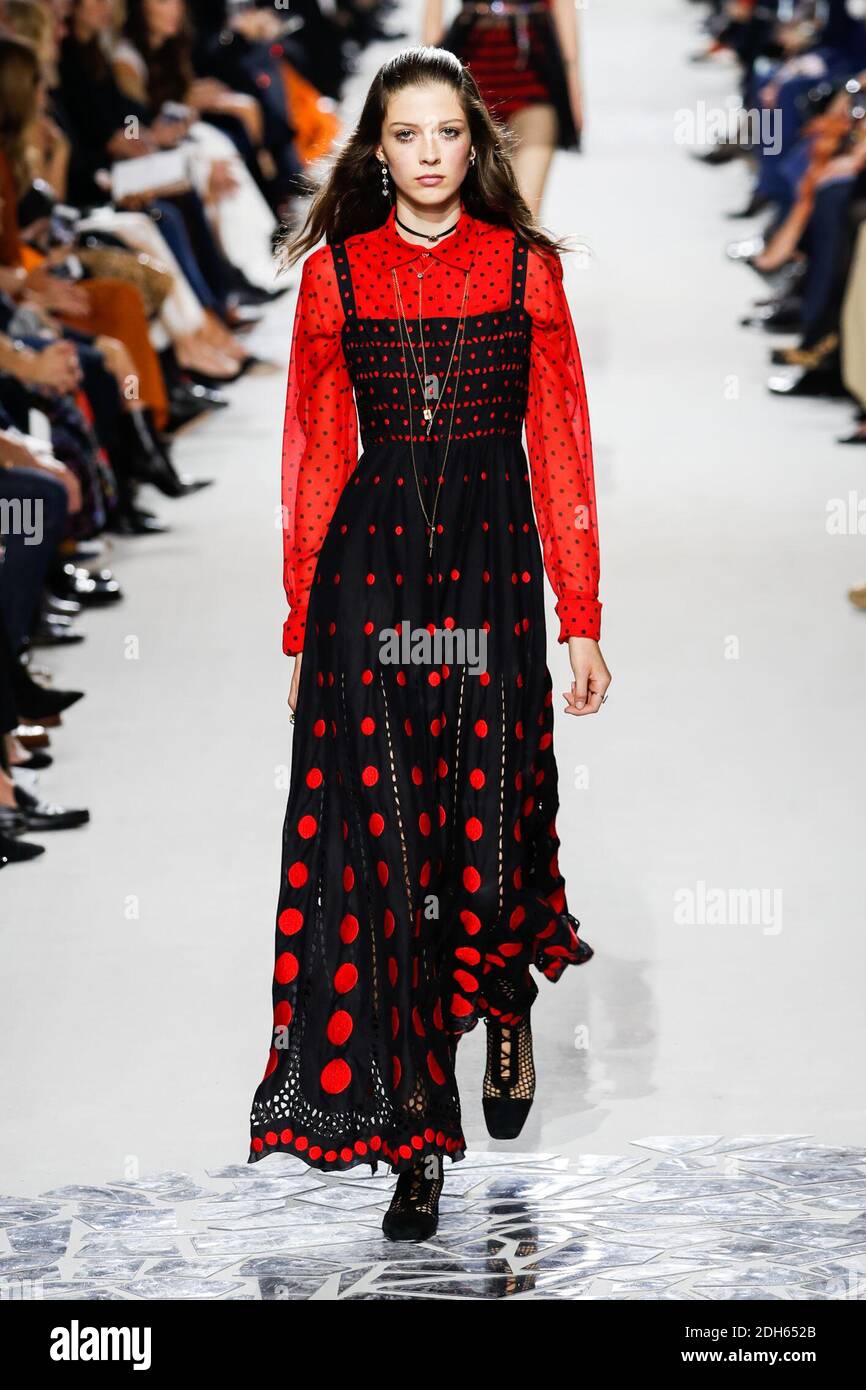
<box><xmin>378</xmin><ymin>82</ymin><xmax>472</xmax><ymax>206</ymax></box>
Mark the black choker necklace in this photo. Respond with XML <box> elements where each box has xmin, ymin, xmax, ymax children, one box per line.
<box><xmin>395</xmin><ymin>213</ymin><xmax>460</xmax><ymax>243</ymax></box>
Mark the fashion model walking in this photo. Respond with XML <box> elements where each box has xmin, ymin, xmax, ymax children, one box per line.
<box><xmin>247</xmin><ymin>46</ymin><xmax>611</xmax><ymax>1241</ymax></box>
<box><xmin>423</xmin><ymin>0</ymin><xmax>585</xmax><ymax>217</ymax></box>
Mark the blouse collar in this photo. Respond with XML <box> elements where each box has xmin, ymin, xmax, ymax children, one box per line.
<box><xmin>371</xmin><ymin>203</ymin><xmax>480</xmax><ymax>272</ymax></box>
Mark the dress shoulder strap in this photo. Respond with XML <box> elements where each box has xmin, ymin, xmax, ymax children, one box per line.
<box><xmin>330</xmin><ymin>241</ymin><xmax>358</xmax><ymax>321</ymax></box>
<box><xmin>511</xmin><ymin>234</ymin><xmax>529</xmax><ymax>311</ymax></box>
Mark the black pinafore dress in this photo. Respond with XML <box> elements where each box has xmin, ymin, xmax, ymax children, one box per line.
<box><xmin>248</xmin><ymin>231</ymin><xmax>593</xmax><ymax>1176</ymax></box>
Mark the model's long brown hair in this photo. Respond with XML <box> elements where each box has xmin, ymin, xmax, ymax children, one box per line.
<box><xmin>279</xmin><ymin>46</ymin><xmax>571</xmax><ymax>266</ymax></box>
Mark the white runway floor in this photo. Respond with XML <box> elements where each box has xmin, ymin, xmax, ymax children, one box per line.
<box><xmin>3</xmin><ymin>0</ymin><xmax>865</xmax><ymax>1204</ymax></box>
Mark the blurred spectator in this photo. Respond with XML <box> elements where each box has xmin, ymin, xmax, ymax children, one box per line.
<box><xmin>0</xmin><ymin>0</ymin><xmax>380</xmax><ymax>870</ymax></box>
<box><xmin>692</xmin><ymin>1</ymin><xmax>866</xmax><ymax>612</ymax></box>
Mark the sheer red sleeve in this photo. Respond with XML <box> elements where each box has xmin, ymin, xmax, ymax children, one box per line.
<box><xmin>524</xmin><ymin>245</ymin><xmax>602</xmax><ymax>644</ymax></box>
<box><xmin>281</xmin><ymin>248</ymin><xmax>358</xmax><ymax>656</ymax></box>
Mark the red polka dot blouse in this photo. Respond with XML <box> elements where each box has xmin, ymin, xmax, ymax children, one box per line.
<box><xmin>280</xmin><ymin>203</ymin><xmax>602</xmax><ymax>655</ymax></box>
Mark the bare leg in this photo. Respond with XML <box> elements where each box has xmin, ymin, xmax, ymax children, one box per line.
<box><xmin>3</xmin><ymin>732</ymin><xmax>31</xmax><ymax>768</ymax></box>
<box><xmin>1</xmin><ymin>766</ymin><xmax>17</xmax><ymax>807</ymax></box>
<box><xmin>752</xmin><ymin>208</ymin><xmax>811</xmax><ymax>272</ymax></box>
<box><xmin>508</xmin><ymin>103</ymin><xmax>558</xmax><ymax>220</ymax></box>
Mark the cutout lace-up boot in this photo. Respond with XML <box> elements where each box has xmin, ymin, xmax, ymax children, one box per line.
<box><xmin>382</xmin><ymin>1153</ymin><xmax>444</xmax><ymax>1241</ymax></box>
<box><xmin>482</xmin><ymin>1009</ymin><xmax>536</xmax><ymax>1139</ymax></box>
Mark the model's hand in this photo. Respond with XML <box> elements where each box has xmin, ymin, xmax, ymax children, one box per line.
<box><xmin>288</xmin><ymin>651</ymin><xmax>302</xmax><ymax>716</ymax></box>
<box><xmin>563</xmin><ymin>637</ymin><xmax>611</xmax><ymax>716</ymax></box>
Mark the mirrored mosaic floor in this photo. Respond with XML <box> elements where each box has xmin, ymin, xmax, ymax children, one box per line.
<box><xmin>3</xmin><ymin>1136</ymin><xmax>866</xmax><ymax>1300</ymax></box>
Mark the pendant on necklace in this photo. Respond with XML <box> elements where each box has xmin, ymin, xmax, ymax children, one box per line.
<box><xmin>422</xmin><ymin>405</ymin><xmax>433</xmax><ymax>424</ymax></box>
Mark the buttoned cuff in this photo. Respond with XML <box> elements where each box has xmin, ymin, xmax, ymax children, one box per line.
<box><xmin>282</xmin><ymin>606</ymin><xmax>307</xmax><ymax>656</ymax></box>
<box><xmin>556</xmin><ymin>594</ymin><xmax>602</xmax><ymax>643</ymax></box>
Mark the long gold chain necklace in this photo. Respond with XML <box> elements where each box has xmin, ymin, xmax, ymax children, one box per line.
<box><xmin>391</xmin><ymin>264</ymin><xmax>471</xmax><ymax>557</ymax></box>
<box><xmin>391</xmin><ymin>265</ymin><xmax>470</xmax><ymax>436</ymax></box>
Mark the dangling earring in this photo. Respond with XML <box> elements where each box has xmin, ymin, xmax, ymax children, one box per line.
<box><xmin>468</xmin><ymin>148</ymin><xmax>476</xmax><ymax>168</ymax></box>
<box><xmin>379</xmin><ymin>158</ymin><xmax>390</xmax><ymax>199</ymax></box>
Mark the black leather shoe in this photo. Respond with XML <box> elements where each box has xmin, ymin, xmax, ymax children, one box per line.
<box><xmin>0</xmin><ymin>805</ymin><xmax>27</xmax><ymax>836</ymax></box>
<box><xmin>10</xmin><ymin>748</ymin><xmax>53</xmax><ymax>770</ymax></box>
<box><xmin>50</xmin><ymin>561</ymin><xmax>122</xmax><ymax>604</ymax></box>
<box><xmin>44</xmin><ymin>595</ymin><xmax>82</xmax><ymax>617</ymax></box>
<box><xmin>768</xmin><ymin>365</ymin><xmax>849</xmax><ymax>398</ymax></box>
<box><xmin>744</xmin><ymin>257</ymin><xmax>798</xmax><ymax>292</ymax></box>
<box><xmin>29</xmin><ymin>616</ymin><xmax>86</xmax><ymax>647</ymax></box>
<box><xmin>107</xmin><ymin>505</ymin><xmax>171</xmax><ymax>535</ymax></box>
<box><xmin>135</xmin><ymin>460</ymin><xmax>214</xmax><ymax>498</ymax></box>
<box><xmin>225</xmin><ymin>300</ymin><xmax>264</xmax><ymax>330</ymax></box>
<box><xmin>727</xmin><ymin>192</ymin><xmax>772</xmax><ymax>219</ymax></box>
<box><xmin>0</xmin><ymin>830</ymin><xmax>46</xmax><ymax>865</ymax></box>
<box><xmin>121</xmin><ymin>415</ymin><xmax>214</xmax><ymax>498</ymax></box>
<box><xmin>137</xmin><ymin>443</ymin><xmax>214</xmax><ymax>495</ymax></box>
<box><xmin>746</xmin><ymin>259</ymin><xmax>808</xmax><ymax>301</ymax></box>
<box><xmin>693</xmin><ymin>141</ymin><xmax>747</xmax><ymax>165</ymax></box>
<box><xmin>228</xmin><ymin>280</ymin><xmax>291</xmax><ymax>307</ymax></box>
<box><xmin>16</xmin><ymin>689</ymin><xmax>82</xmax><ymax>722</ymax></box>
<box><xmin>13</xmin><ymin>784</ymin><xmax>90</xmax><ymax>831</ymax></box>
<box><xmin>740</xmin><ymin>297</ymin><xmax>803</xmax><ymax>332</ymax></box>
<box><xmin>164</xmin><ymin>382</ymin><xmax>230</xmax><ymax>435</ymax></box>
<box><xmin>182</xmin><ymin>354</ymin><xmax>274</xmax><ymax>391</ymax></box>
<box><xmin>170</xmin><ymin>381</ymin><xmax>230</xmax><ymax>412</ymax></box>
<box><xmin>13</xmin><ymin>681</ymin><xmax>83</xmax><ymax>721</ymax></box>
<box><xmin>178</xmin><ymin>367</ymin><xmax>241</xmax><ymax>391</ymax></box>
